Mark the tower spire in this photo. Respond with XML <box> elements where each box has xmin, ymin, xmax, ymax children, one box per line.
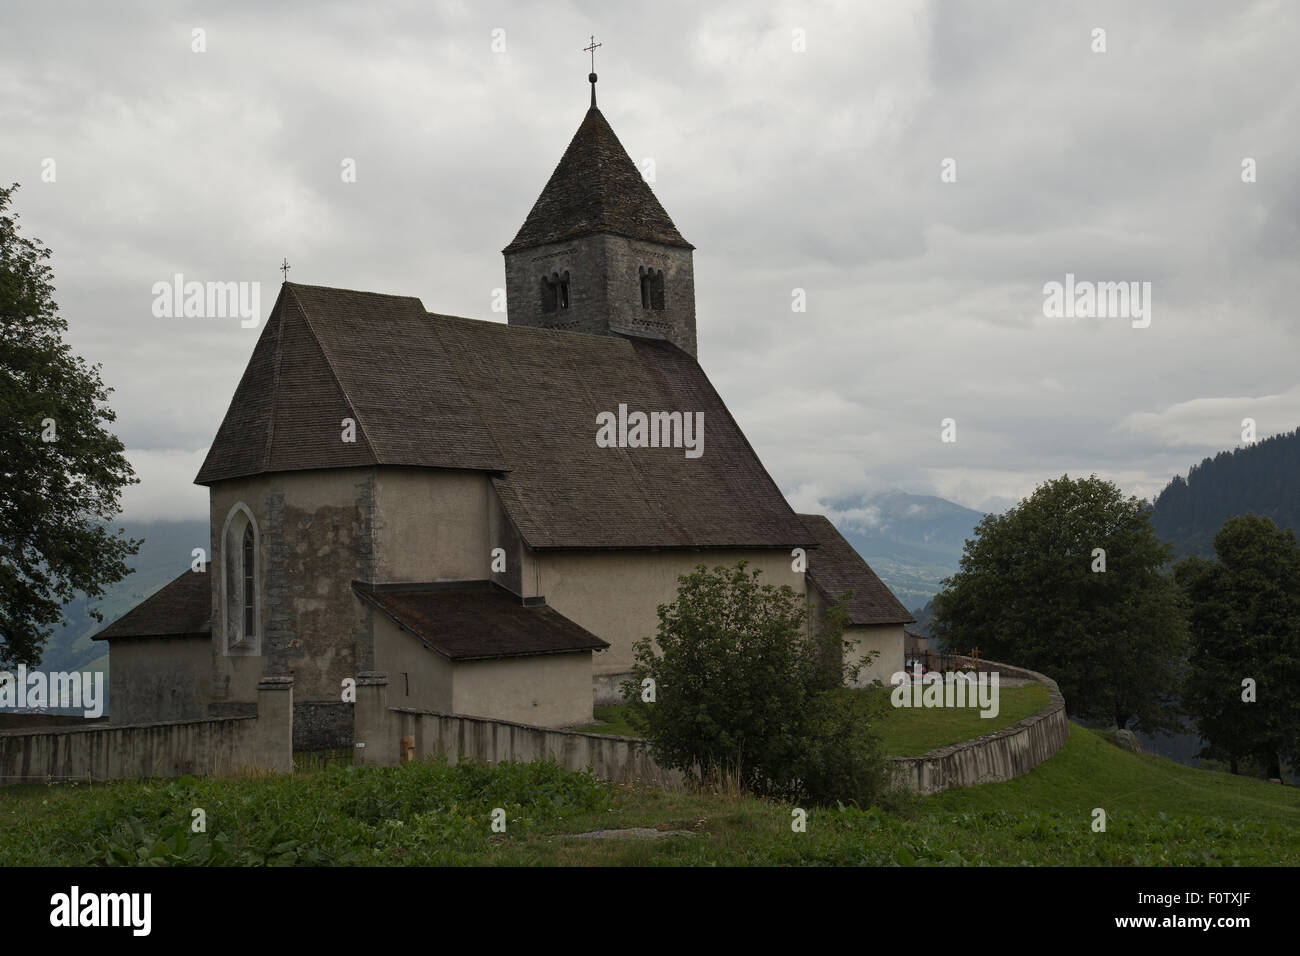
<box><xmin>583</xmin><ymin>35</ymin><xmax>601</xmax><ymax>108</ymax></box>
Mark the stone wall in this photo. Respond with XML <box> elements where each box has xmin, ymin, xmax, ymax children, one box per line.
<box><xmin>387</xmin><ymin>708</ymin><xmax>682</xmax><ymax>788</ymax></box>
<box><xmin>0</xmin><ymin>678</ymin><xmax>293</xmax><ymax>786</ymax></box>
<box><xmin>886</xmin><ymin>657</ymin><xmax>1070</xmax><ymax>796</ymax></box>
<box><xmin>293</xmin><ymin>700</ymin><xmax>353</xmax><ymax>752</ymax></box>
<box><xmin>352</xmin><ymin>659</ymin><xmax>1069</xmax><ymax>798</ymax></box>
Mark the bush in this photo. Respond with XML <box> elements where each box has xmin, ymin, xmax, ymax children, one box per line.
<box><xmin>622</xmin><ymin>561</ymin><xmax>890</xmax><ymax>806</ymax></box>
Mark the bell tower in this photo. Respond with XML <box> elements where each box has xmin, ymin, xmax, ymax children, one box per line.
<box><xmin>503</xmin><ymin>62</ymin><xmax>697</xmax><ymax>357</ymax></box>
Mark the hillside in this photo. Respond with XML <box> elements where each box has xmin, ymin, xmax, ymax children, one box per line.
<box><xmin>829</xmin><ymin>491</ymin><xmax>986</xmax><ymax>608</ymax></box>
<box><xmin>38</xmin><ymin>519</ymin><xmax>208</xmax><ymax>675</ymax></box>
<box><xmin>1149</xmin><ymin>427</ymin><xmax>1300</xmax><ymax>560</ymax></box>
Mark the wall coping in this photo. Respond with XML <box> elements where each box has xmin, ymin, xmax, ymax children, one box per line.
<box><xmin>387</xmin><ymin>706</ymin><xmax>645</xmax><ymax>743</ymax></box>
<box><xmin>0</xmin><ymin>714</ymin><xmax>256</xmax><ymax>739</ymax></box>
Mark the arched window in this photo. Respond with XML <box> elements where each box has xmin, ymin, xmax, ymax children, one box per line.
<box><xmin>540</xmin><ymin>271</ymin><xmax>570</xmax><ymax>313</ymax></box>
<box><xmin>639</xmin><ymin>266</ymin><xmax>664</xmax><ymax>310</ymax></box>
<box><xmin>242</xmin><ymin>524</ymin><xmax>256</xmax><ymax>638</ymax></box>
<box><xmin>221</xmin><ymin>504</ymin><xmax>259</xmax><ymax>651</ymax></box>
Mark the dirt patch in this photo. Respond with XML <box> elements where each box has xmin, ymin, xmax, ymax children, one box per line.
<box><xmin>567</xmin><ymin>827</ymin><xmax>696</xmax><ymax>840</ymax></box>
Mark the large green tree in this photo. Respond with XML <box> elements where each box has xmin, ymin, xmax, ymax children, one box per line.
<box><xmin>932</xmin><ymin>474</ymin><xmax>1188</xmax><ymax>731</ymax></box>
<box><xmin>1175</xmin><ymin>515</ymin><xmax>1300</xmax><ymax>778</ymax></box>
<box><xmin>0</xmin><ymin>183</ymin><xmax>138</xmax><ymax>668</ymax></box>
<box><xmin>623</xmin><ymin>562</ymin><xmax>889</xmax><ymax>805</ymax></box>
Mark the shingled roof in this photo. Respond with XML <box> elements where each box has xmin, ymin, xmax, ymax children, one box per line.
<box><xmin>503</xmin><ymin>107</ymin><xmax>692</xmax><ymax>253</ymax></box>
<box><xmin>93</xmin><ymin>569</ymin><xmax>211</xmax><ymax>641</ymax></box>
<box><xmin>353</xmin><ymin>581</ymin><xmax>609</xmax><ymax>661</ymax></box>
<box><xmin>798</xmin><ymin>514</ymin><xmax>915</xmax><ymax>627</ymax></box>
<box><xmin>197</xmin><ymin>283</ymin><xmax>815</xmax><ymax>551</ymax></box>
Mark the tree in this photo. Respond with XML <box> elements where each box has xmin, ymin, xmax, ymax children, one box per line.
<box><xmin>1176</xmin><ymin>515</ymin><xmax>1300</xmax><ymax>778</ymax></box>
<box><xmin>0</xmin><ymin>183</ymin><xmax>138</xmax><ymax>668</ymax></box>
<box><xmin>932</xmin><ymin>474</ymin><xmax>1188</xmax><ymax>732</ymax></box>
<box><xmin>622</xmin><ymin>562</ymin><xmax>890</xmax><ymax>805</ymax></box>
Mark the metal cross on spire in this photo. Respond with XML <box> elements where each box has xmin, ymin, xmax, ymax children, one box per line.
<box><xmin>280</xmin><ymin>258</ymin><xmax>290</xmax><ymax>282</ymax></box>
<box><xmin>584</xmin><ymin>35</ymin><xmax>601</xmax><ymax>108</ymax></box>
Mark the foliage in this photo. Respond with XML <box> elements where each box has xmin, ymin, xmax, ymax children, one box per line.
<box><xmin>1150</xmin><ymin>428</ymin><xmax>1300</xmax><ymax>561</ymax></box>
<box><xmin>621</xmin><ymin>561</ymin><xmax>889</xmax><ymax>805</ymax></box>
<box><xmin>1175</xmin><ymin>514</ymin><xmax>1300</xmax><ymax>777</ymax></box>
<box><xmin>932</xmin><ymin>474</ymin><xmax>1189</xmax><ymax>732</ymax></box>
<box><xmin>0</xmin><ymin>183</ymin><xmax>138</xmax><ymax>667</ymax></box>
<box><xmin>1</xmin><ymin>725</ymin><xmax>1296</xmax><ymax>866</ymax></box>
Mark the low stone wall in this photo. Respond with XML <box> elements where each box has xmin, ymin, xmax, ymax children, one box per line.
<box><xmin>0</xmin><ymin>677</ymin><xmax>293</xmax><ymax>786</ymax></box>
<box><xmin>886</xmin><ymin>657</ymin><xmax>1069</xmax><ymax>796</ymax></box>
<box><xmin>384</xmin><ymin>708</ymin><xmax>683</xmax><ymax>789</ymax></box>
<box><xmin>353</xmin><ymin>664</ymin><xmax>1068</xmax><ymax>797</ymax></box>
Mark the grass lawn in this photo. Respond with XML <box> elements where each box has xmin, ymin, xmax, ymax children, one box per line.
<box><xmin>1</xmin><ymin>723</ymin><xmax>1296</xmax><ymax>865</ymax></box>
<box><xmin>571</xmin><ymin>684</ymin><xmax>1052</xmax><ymax>758</ymax></box>
<box><xmin>872</xmin><ymin>683</ymin><xmax>1050</xmax><ymax>756</ymax></box>
<box><xmin>571</xmin><ymin>706</ymin><xmax>643</xmax><ymax>737</ymax></box>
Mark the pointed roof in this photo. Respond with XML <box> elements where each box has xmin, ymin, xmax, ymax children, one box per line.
<box><xmin>503</xmin><ymin>107</ymin><xmax>692</xmax><ymax>253</ymax></box>
<box><xmin>195</xmin><ymin>283</ymin><xmax>814</xmax><ymax>552</ymax></box>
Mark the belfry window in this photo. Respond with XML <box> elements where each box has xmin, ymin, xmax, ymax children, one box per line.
<box><xmin>541</xmin><ymin>271</ymin><xmax>570</xmax><ymax>313</ymax></box>
<box><xmin>639</xmin><ymin>267</ymin><xmax>664</xmax><ymax>310</ymax></box>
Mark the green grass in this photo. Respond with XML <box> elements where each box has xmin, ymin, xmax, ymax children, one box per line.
<box><xmin>872</xmin><ymin>683</ymin><xmax>1050</xmax><ymax>756</ymax></box>
<box><xmin>1</xmin><ymin>724</ymin><xmax>1295</xmax><ymax>865</ymax></box>
<box><xmin>571</xmin><ymin>706</ymin><xmax>644</xmax><ymax>737</ymax></box>
<box><xmin>572</xmin><ymin>684</ymin><xmax>1052</xmax><ymax>757</ymax></box>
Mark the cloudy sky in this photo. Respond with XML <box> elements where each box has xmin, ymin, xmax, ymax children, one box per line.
<box><xmin>3</xmin><ymin>0</ymin><xmax>1296</xmax><ymax>528</ymax></box>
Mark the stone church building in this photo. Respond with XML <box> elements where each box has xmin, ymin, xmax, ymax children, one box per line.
<box><xmin>95</xmin><ymin>80</ymin><xmax>913</xmax><ymax>750</ymax></box>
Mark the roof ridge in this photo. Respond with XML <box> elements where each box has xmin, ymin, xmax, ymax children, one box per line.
<box><xmin>286</xmin><ymin>284</ymin><xmax>382</xmax><ymax>464</ymax></box>
<box><xmin>285</xmin><ymin>281</ymin><xmax>425</xmax><ymax>302</ymax></box>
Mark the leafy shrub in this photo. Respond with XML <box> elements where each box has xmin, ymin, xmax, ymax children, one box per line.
<box><xmin>622</xmin><ymin>561</ymin><xmax>890</xmax><ymax>806</ymax></box>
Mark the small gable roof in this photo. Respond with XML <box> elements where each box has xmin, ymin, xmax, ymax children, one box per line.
<box><xmin>197</xmin><ymin>283</ymin><xmax>815</xmax><ymax>551</ymax></box>
<box><xmin>503</xmin><ymin>107</ymin><xmax>692</xmax><ymax>253</ymax></box>
<box><xmin>353</xmin><ymin>581</ymin><xmax>609</xmax><ymax>661</ymax></box>
<box><xmin>93</xmin><ymin>569</ymin><xmax>211</xmax><ymax>641</ymax></box>
<box><xmin>798</xmin><ymin>514</ymin><xmax>915</xmax><ymax>627</ymax></box>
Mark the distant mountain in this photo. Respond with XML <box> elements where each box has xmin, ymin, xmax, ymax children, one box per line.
<box><xmin>38</xmin><ymin>519</ymin><xmax>208</xmax><ymax>675</ymax></box>
<box><xmin>825</xmin><ymin>491</ymin><xmax>986</xmax><ymax>610</ymax></box>
<box><xmin>1149</xmin><ymin>427</ymin><xmax>1300</xmax><ymax>561</ymax></box>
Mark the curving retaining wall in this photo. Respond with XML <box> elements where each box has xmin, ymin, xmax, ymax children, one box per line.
<box><xmin>886</xmin><ymin>656</ymin><xmax>1069</xmax><ymax>796</ymax></box>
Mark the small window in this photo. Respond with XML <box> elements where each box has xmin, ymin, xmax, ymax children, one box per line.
<box><xmin>639</xmin><ymin>267</ymin><xmax>664</xmax><ymax>310</ymax></box>
<box><xmin>540</xmin><ymin>271</ymin><xmax>570</xmax><ymax>313</ymax></box>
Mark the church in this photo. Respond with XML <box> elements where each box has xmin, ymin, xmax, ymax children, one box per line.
<box><xmin>95</xmin><ymin>72</ymin><xmax>914</xmax><ymax>751</ymax></box>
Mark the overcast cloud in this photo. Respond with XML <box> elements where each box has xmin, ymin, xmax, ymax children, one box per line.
<box><xmin>2</xmin><ymin>0</ymin><xmax>1296</xmax><ymax>523</ymax></box>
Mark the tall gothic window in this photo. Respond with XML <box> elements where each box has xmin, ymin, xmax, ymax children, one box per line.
<box><xmin>242</xmin><ymin>524</ymin><xmax>256</xmax><ymax>638</ymax></box>
<box><xmin>223</xmin><ymin>504</ymin><xmax>259</xmax><ymax>650</ymax></box>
